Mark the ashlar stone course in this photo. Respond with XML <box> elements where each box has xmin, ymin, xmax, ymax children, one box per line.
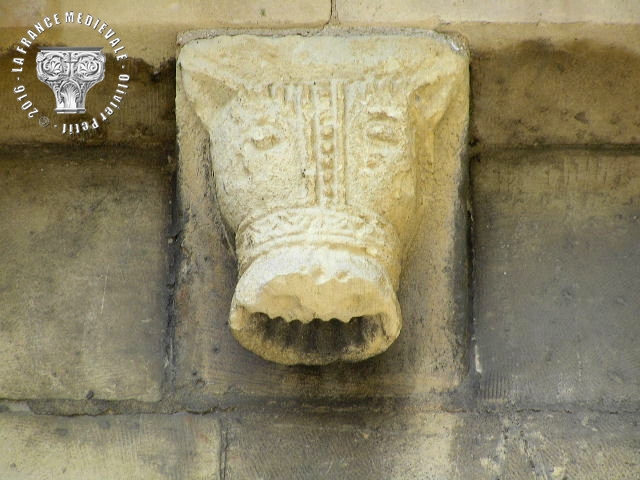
<box><xmin>0</xmin><ymin>146</ymin><xmax>169</xmax><ymax>401</ymax></box>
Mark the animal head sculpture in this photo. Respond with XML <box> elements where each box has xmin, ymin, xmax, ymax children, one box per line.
<box><xmin>179</xmin><ymin>33</ymin><xmax>468</xmax><ymax>364</ymax></box>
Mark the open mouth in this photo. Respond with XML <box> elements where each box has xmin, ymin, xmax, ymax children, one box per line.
<box><xmin>232</xmin><ymin>312</ymin><xmax>390</xmax><ymax>365</ymax></box>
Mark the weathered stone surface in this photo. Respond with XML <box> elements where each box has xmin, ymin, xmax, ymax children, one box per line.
<box><xmin>0</xmin><ymin>413</ymin><xmax>221</xmax><ymax>479</ymax></box>
<box><xmin>196</xmin><ymin>0</ymin><xmax>331</xmax><ymax>27</ymax></box>
<box><xmin>223</xmin><ymin>411</ymin><xmax>457</xmax><ymax>479</ymax></box>
<box><xmin>3</xmin><ymin>21</ymin><xmax>640</xmax><ymax>148</ymax></box>
<box><xmin>472</xmin><ymin>150</ymin><xmax>640</xmax><ymax>407</ymax></box>
<box><xmin>336</xmin><ymin>0</ymin><xmax>640</xmax><ymax>25</ymax></box>
<box><xmin>0</xmin><ymin>146</ymin><xmax>169</xmax><ymax>401</ymax></box>
<box><xmin>179</xmin><ymin>34</ymin><xmax>468</xmax><ymax>365</ymax></box>
<box><xmin>1</xmin><ymin>409</ymin><xmax>634</xmax><ymax>479</ymax></box>
<box><xmin>453</xmin><ymin>411</ymin><xmax>640</xmax><ymax>479</ymax></box>
<box><xmin>0</xmin><ymin>0</ymin><xmax>331</xmax><ymax>28</ymax></box>
<box><xmin>174</xmin><ymin>32</ymin><xmax>469</xmax><ymax>396</ymax></box>
<box><xmin>0</xmin><ymin>2</ymin><xmax>330</xmax><ymax>76</ymax></box>
<box><xmin>471</xmin><ymin>40</ymin><xmax>640</xmax><ymax>146</ymax></box>
<box><xmin>0</xmin><ymin>49</ymin><xmax>176</xmax><ymax>146</ymax></box>
<box><xmin>224</xmin><ymin>409</ymin><xmax>640</xmax><ymax>479</ymax></box>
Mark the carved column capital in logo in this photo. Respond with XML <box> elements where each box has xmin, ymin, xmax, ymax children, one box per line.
<box><xmin>178</xmin><ymin>34</ymin><xmax>469</xmax><ymax>365</ymax></box>
<box><xmin>36</xmin><ymin>47</ymin><xmax>106</xmax><ymax>114</ymax></box>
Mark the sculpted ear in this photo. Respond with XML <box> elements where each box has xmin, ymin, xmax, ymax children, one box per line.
<box><xmin>178</xmin><ymin>58</ymin><xmax>236</xmax><ymax>130</ymax></box>
<box><xmin>408</xmin><ymin>70</ymin><xmax>466</xmax><ymax>129</ymax></box>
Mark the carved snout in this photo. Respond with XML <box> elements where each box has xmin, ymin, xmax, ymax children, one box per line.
<box><xmin>229</xmin><ymin>244</ymin><xmax>401</xmax><ymax>365</ymax></box>
<box><xmin>228</xmin><ymin>206</ymin><xmax>403</xmax><ymax>364</ymax></box>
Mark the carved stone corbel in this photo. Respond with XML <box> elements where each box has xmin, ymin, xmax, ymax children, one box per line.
<box><xmin>178</xmin><ymin>33</ymin><xmax>468</xmax><ymax>365</ymax></box>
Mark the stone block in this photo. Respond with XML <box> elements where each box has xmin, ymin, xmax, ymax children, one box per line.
<box><xmin>453</xmin><ymin>412</ymin><xmax>640</xmax><ymax>479</ymax></box>
<box><xmin>199</xmin><ymin>0</ymin><xmax>331</xmax><ymax>27</ymax></box>
<box><xmin>0</xmin><ymin>1</ymin><xmax>48</xmax><ymax>28</ymax></box>
<box><xmin>226</xmin><ymin>410</ymin><xmax>640</xmax><ymax>478</ymax></box>
<box><xmin>472</xmin><ymin>150</ymin><xmax>640</xmax><ymax>407</ymax></box>
<box><xmin>0</xmin><ymin>413</ymin><xmax>221</xmax><ymax>479</ymax></box>
<box><xmin>0</xmin><ymin>146</ymin><xmax>169</xmax><ymax>401</ymax></box>
<box><xmin>0</xmin><ymin>48</ymin><xmax>176</xmax><ymax>147</ymax></box>
<box><xmin>0</xmin><ymin>0</ymin><xmax>331</xmax><ymax>28</ymax></box>
<box><xmin>174</xmin><ymin>32</ymin><xmax>469</xmax><ymax>401</ymax></box>
<box><xmin>471</xmin><ymin>40</ymin><xmax>640</xmax><ymax>146</ymax></box>
<box><xmin>0</xmin><ymin>0</ymin><xmax>329</xmax><ymax>147</ymax></box>
<box><xmin>336</xmin><ymin>0</ymin><xmax>640</xmax><ymax>26</ymax></box>
<box><xmin>223</xmin><ymin>411</ymin><xmax>458</xmax><ymax>479</ymax></box>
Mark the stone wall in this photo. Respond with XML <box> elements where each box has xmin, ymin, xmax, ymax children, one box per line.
<box><xmin>0</xmin><ymin>1</ymin><xmax>638</xmax><ymax>478</ymax></box>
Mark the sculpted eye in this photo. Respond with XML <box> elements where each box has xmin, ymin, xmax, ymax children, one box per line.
<box><xmin>248</xmin><ymin>126</ymin><xmax>281</xmax><ymax>150</ymax></box>
<box><xmin>365</xmin><ymin>110</ymin><xmax>403</xmax><ymax>145</ymax></box>
<box><xmin>366</xmin><ymin>122</ymin><xmax>401</xmax><ymax>144</ymax></box>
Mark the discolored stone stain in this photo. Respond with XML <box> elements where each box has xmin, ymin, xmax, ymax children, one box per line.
<box><xmin>470</xmin><ymin>150</ymin><xmax>640</xmax><ymax>409</ymax></box>
<box><xmin>450</xmin><ymin>411</ymin><xmax>640</xmax><ymax>478</ymax></box>
<box><xmin>470</xmin><ymin>40</ymin><xmax>640</xmax><ymax>146</ymax></box>
<box><xmin>0</xmin><ymin>45</ymin><xmax>175</xmax><ymax>146</ymax></box>
<box><xmin>0</xmin><ymin>414</ymin><xmax>221</xmax><ymax>478</ymax></box>
<box><xmin>0</xmin><ymin>145</ymin><xmax>172</xmax><ymax>402</ymax></box>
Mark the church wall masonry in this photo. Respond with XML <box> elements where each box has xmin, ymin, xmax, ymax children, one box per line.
<box><xmin>0</xmin><ymin>1</ymin><xmax>639</xmax><ymax>478</ymax></box>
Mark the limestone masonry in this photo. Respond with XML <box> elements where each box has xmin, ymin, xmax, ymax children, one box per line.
<box><xmin>1</xmin><ymin>1</ymin><xmax>639</xmax><ymax>476</ymax></box>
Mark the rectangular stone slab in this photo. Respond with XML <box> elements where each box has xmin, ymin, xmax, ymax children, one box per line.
<box><xmin>0</xmin><ymin>146</ymin><xmax>169</xmax><ymax>401</ymax></box>
<box><xmin>453</xmin><ymin>411</ymin><xmax>640</xmax><ymax>478</ymax></box>
<box><xmin>471</xmin><ymin>40</ymin><xmax>640</xmax><ymax>146</ymax></box>
<box><xmin>472</xmin><ymin>150</ymin><xmax>640</xmax><ymax>407</ymax></box>
<box><xmin>175</xmin><ymin>32</ymin><xmax>469</xmax><ymax>400</ymax></box>
<box><xmin>224</xmin><ymin>411</ymin><xmax>458</xmax><ymax>479</ymax></box>
<box><xmin>0</xmin><ymin>413</ymin><xmax>221</xmax><ymax>479</ymax></box>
